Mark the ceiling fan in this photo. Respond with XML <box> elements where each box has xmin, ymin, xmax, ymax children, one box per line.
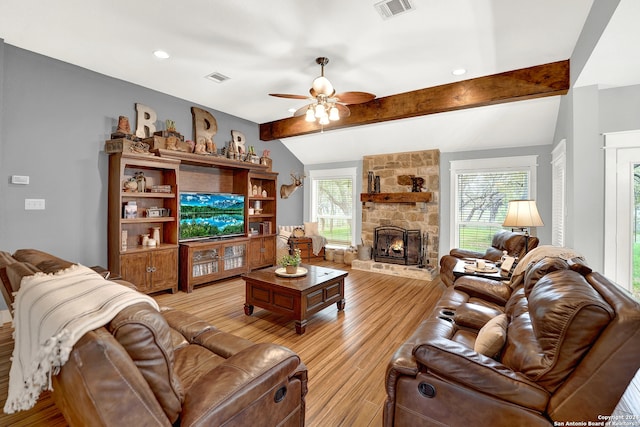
<box><xmin>269</xmin><ymin>57</ymin><xmax>376</xmax><ymax>124</ymax></box>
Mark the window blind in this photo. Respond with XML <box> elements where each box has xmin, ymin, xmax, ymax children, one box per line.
<box><xmin>455</xmin><ymin>171</ymin><xmax>530</xmax><ymax>251</ymax></box>
<box><xmin>551</xmin><ymin>141</ymin><xmax>566</xmax><ymax>247</ymax></box>
<box><xmin>312</xmin><ymin>177</ymin><xmax>354</xmax><ymax>245</ymax></box>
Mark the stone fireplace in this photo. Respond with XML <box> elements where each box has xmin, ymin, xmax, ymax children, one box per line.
<box><xmin>374</xmin><ymin>226</ymin><xmax>422</xmax><ymax>265</ymax></box>
<box><xmin>353</xmin><ymin>149</ymin><xmax>439</xmax><ymax>279</ymax></box>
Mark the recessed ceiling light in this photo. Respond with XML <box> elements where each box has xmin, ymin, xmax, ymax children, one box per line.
<box><xmin>452</xmin><ymin>68</ymin><xmax>467</xmax><ymax>76</ymax></box>
<box><xmin>288</xmin><ymin>108</ymin><xmax>297</xmax><ymax>114</ymax></box>
<box><xmin>153</xmin><ymin>50</ymin><xmax>170</xmax><ymax>59</ymax></box>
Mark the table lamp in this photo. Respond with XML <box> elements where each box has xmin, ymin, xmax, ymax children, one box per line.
<box><xmin>502</xmin><ymin>199</ymin><xmax>544</xmax><ymax>253</ymax></box>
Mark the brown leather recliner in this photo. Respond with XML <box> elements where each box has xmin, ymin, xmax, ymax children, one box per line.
<box><xmin>384</xmin><ymin>255</ymin><xmax>640</xmax><ymax>426</ymax></box>
<box><xmin>439</xmin><ymin>230</ymin><xmax>539</xmax><ymax>286</ymax></box>
<box><xmin>0</xmin><ymin>249</ymin><xmax>308</xmax><ymax>426</ymax></box>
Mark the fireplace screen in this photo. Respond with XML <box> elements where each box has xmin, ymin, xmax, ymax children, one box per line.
<box><xmin>374</xmin><ymin>226</ymin><xmax>421</xmax><ymax>265</ymax></box>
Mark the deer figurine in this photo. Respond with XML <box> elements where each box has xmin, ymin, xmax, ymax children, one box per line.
<box><xmin>280</xmin><ymin>172</ymin><xmax>306</xmax><ymax>199</ymax></box>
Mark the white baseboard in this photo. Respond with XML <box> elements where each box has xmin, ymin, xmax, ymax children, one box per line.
<box><xmin>0</xmin><ymin>309</ymin><xmax>12</xmax><ymax>325</ymax></box>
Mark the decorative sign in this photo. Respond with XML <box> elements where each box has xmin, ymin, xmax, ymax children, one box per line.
<box><xmin>231</xmin><ymin>130</ymin><xmax>246</xmax><ymax>155</ymax></box>
<box><xmin>191</xmin><ymin>107</ymin><xmax>218</xmax><ymax>148</ymax></box>
<box><xmin>135</xmin><ymin>103</ymin><xmax>157</xmax><ymax>138</ymax></box>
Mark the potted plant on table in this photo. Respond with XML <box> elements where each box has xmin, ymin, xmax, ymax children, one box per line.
<box><xmin>279</xmin><ymin>248</ymin><xmax>302</xmax><ymax>274</ymax></box>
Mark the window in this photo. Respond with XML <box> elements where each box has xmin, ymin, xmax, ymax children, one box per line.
<box><xmin>450</xmin><ymin>156</ymin><xmax>538</xmax><ymax>252</ymax></box>
<box><xmin>309</xmin><ymin>167</ymin><xmax>357</xmax><ymax>246</ymax></box>
<box><xmin>551</xmin><ymin>140</ymin><xmax>566</xmax><ymax>247</ymax></box>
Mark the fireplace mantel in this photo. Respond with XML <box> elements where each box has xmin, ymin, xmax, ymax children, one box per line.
<box><xmin>360</xmin><ymin>192</ymin><xmax>432</xmax><ymax>204</ymax></box>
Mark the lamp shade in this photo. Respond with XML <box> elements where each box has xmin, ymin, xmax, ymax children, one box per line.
<box><xmin>502</xmin><ymin>200</ymin><xmax>544</xmax><ymax>228</ymax></box>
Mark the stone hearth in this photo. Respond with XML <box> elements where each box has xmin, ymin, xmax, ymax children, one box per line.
<box><xmin>351</xmin><ymin>259</ymin><xmax>438</xmax><ymax>281</ymax></box>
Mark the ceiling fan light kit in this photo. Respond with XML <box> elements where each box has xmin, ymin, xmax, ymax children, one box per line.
<box><xmin>270</xmin><ymin>56</ymin><xmax>375</xmax><ymax>125</ymax></box>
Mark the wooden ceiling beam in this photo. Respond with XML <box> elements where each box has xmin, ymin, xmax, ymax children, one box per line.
<box><xmin>259</xmin><ymin>59</ymin><xmax>569</xmax><ymax>141</ymax></box>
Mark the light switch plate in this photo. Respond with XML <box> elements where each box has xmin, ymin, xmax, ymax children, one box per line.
<box><xmin>11</xmin><ymin>175</ymin><xmax>29</xmax><ymax>185</ymax></box>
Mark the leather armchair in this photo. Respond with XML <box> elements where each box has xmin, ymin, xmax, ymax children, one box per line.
<box><xmin>52</xmin><ymin>305</ymin><xmax>307</xmax><ymax>427</ymax></box>
<box><xmin>439</xmin><ymin>230</ymin><xmax>539</xmax><ymax>286</ymax></box>
<box><xmin>0</xmin><ymin>249</ymin><xmax>308</xmax><ymax>427</ymax></box>
<box><xmin>384</xmin><ymin>256</ymin><xmax>640</xmax><ymax>426</ymax></box>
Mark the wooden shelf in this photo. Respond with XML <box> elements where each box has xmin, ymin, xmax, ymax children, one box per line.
<box><xmin>122</xmin><ymin>217</ymin><xmax>175</xmax><ymax>224</ymax></box>
<box><xmin>154</xmin><ymin>148</ymin><xmax>269</xmax><ymax>171</ymax></box>
<box><xmin>108</xmin><ymin>152</ymin><xmax>179</xmax><ymax>294</ymax></box>
<box><xmin>120</xmin><ymin>243</ymin><xmax>178</xmax><ymax>254</ymax></box>
<box><xmin>360</xmin><ymin>192</ymin><xmax>433</xmax><ymax>203</ymax></box>
<box><xmin>122</xmin><ymin>192</ymin><xmax>175</xmax><ymax>198</ymax></box>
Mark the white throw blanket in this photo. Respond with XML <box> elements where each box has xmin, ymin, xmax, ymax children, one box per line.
<box><xmin>4</xmin><ymin>264</ymin><xmax>159</xmax><ymax>413</ymax></box>
<box><xmin>309</xmin><ymin>235</ymin><xmax>325</xmax><ymax>256</ymax></box>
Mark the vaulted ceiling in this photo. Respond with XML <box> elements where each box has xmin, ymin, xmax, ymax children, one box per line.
<box><xmin>1</xmin><ymin>0</ymin><xmax>636</xmax><ymax>164</ymax></box>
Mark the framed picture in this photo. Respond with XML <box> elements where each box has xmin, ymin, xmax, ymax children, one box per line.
<box><xmin>123</xmin><ymin>202</ymin><xmax>137</xmax><ymax>219</ymax></box>
<box><xmin>146</xmin><ymin>208</ymin><xmax>162</xmax><ymax>218</ymax></box>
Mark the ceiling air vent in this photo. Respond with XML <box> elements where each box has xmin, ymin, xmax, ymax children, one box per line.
<box><xmin>205</xmin><ymin>72</ymin><xmax>230</xmax><ymax>83</ymax></box>
<box><xmin>375</xmin><ymin>0</ymin><xmax>415</xmax><ymax>20</ymax></box>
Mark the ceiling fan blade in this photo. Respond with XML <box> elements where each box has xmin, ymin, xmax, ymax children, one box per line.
<box><xmin>334</xmin><ymin>103</ymin><xmax>351</xmax><ymax>118</ymax></box>
<box><xmin>334</xmin><ymin>91</ymin><xmax>376</xmax><ymax>104</ymax></box>
<box><xmin>293</xmin><ymin>104</ymin><xmax>312</xmax><ymax>117</ymax></box>
<box><xmin>269</xmin><ymin>93</ymin><xmax>310</xmax><ymax>100</ymax></box>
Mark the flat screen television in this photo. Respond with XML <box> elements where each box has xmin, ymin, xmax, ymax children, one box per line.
<box><xmin>179</xmin><ymin>192</ymin><xmax>245</xmax><ymax>241</ymax></box>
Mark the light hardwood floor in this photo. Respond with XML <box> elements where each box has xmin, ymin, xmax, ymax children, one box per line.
<box><xmin>0</xmin><ymin>261</ymin><xmax>444</xmax><ymax>427</ymax></box>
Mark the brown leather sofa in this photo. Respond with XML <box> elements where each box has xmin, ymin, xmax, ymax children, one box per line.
<box><xmin>384</xmin><ymin>253</ymin><xmax>640</xmax><ymax>426</ymax></box>
<box><xmin>1</xmin><ymin>249</ymin><xmax>308</xmax><ymax>426</ymax></box>
<box><xmin>439</xmin><ymin>230</ymin><xmax>539</xmax><ymax>286</ymax></box>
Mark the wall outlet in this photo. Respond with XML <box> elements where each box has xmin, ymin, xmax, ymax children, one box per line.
<box><xmin>25</xmin><ymin>199</ymin><xmax>45</xmax><ymax>210</ymax></box>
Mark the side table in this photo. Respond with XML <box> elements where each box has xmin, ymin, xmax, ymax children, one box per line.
<box><xmin>452</xmin><ymin>259</ymin><xmax>512</xmax><ymax>282</ymax></box>
<box><xmin>288</xmin><ymin>237</ymin><xmax>325</xmax><ymax>262</ymax></box>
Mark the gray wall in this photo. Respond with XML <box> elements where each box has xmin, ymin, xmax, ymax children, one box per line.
<box><xmin>600</xmin><ymin>84</ymin><xmax>640</xmax><ymax>130</ymax></box>
<box><xmin>276</xmin><ymin>158</ymin><xmax>305</xmax><ymax>228</ymax></box>
<box><xmin>0</xmin><ymin>42</ymin><xmax>302</xmax><ymax>310</ymax></box>
<box><xmin>439</xmin><ymin>145</ymin><xmax>552</xmax><ymax>257</ymax></box>
<box><xmin>552</xmin><ymin>83</ymin><xmax>640</xmax><ymax>273</ymax></box>
<box><xmin>547</xmin><ymin>0</ymin><xmax>640</xmax><ymax>273</ymax></box>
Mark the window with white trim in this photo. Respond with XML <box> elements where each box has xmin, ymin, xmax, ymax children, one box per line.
<box><xmin>450</xmin><ymin>156</ymin><xmax>538</xmax><ymax>252</ymax></box>
<box><xmin>551</xmin><ymin>140</ymin><xmax>566</xmax><ymax>247</ymax></box>
<box><xmin>309</xmin><ymin>167</ymin><xmax>357</xmax><ymax>246</ymax></box>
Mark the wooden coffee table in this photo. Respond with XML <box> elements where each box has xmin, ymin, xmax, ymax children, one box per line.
<box><xmin>242</xmin><ymin>265</ymin><xmax>348</xmax><ymax>334</ymax></box>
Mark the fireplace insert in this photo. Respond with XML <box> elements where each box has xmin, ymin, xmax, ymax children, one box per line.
<box><xmin>373</xmin><ymin>226</ymin><xmax>421</xmax><ymax>265</ymax></box>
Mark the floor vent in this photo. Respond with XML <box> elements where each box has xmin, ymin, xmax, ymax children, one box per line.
<box><xmin>205</xmin><ymin>72</ymin><xmax>230</xmax><ymax>83</ymax></box>
<box><xmin>374</xmin><ymin>0</ymin><xmax>415</xmax><ymax>20</ymax></box>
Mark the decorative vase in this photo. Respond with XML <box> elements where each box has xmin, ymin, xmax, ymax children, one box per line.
<box><xmin>151</xmin><ymin>227</ymin><xmax>161</xmax><ymax>244</ymax></box>
<box><xmin>357</xmin><ymin>245</ymin><xmax>372</xmax><ymax>260</ymax></box>
<box><xmin>123</xmin><ymin>179</ymin><xmax>137</xmax><ymax>192</ymax></box>
<box><xmin>285</xmin><ymin>265</ymin><xmax>298</xmax><ymax>274</ymax></box>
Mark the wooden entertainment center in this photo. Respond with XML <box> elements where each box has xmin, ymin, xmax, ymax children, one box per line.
<box><xmin>107</xmin><ymin>150</ymin><xmax>278</xmax><ymax>294</ymax></box>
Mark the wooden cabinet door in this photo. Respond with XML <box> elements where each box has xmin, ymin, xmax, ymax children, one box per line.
<box><xmin>151</xmin><ymin>248</ymin><xmax>178</xmax><ymax>293</ymax></box>
<box><xmin>263</xmin><ymin>236</ymin><xmax>276</xmax><ymax>266</ymax></box>
<box><xmin>248</xmin><ymin>238</ymin><xmax>263</xmax><ymax>269</ymax></box>
<box><xmin>249</xmin><ymin>237</ymin><xmax>276</xmax><ymax>270</ymax></box>
<box><xmin>120</xmin><ymin>252</ymin><xmax>150</xmax><ymax>292</ymax></box>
